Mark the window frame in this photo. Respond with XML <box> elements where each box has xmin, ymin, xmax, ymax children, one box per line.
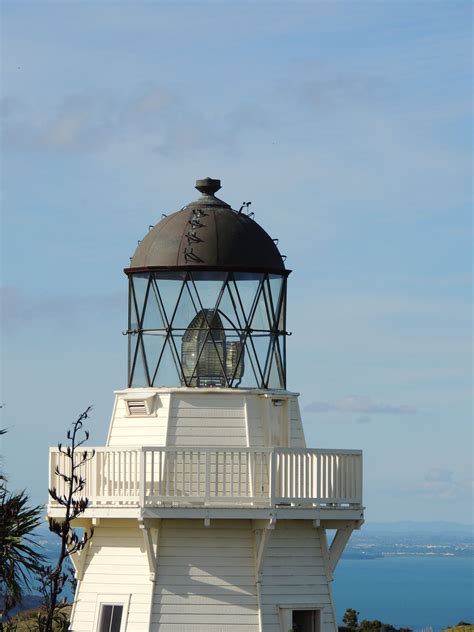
<box><xmin>278</xmin><ymin>605</ymin><xmax>322</xmax><ymax>632</ymax></box>
<box><xmin>93</xmin><ymin>594</ymin><xmax>131</xmax><ymax>632</ymax></box>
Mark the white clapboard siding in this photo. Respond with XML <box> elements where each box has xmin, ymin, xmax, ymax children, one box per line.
<box><xmin>151</xmin><ymin>519</ymin><xmax>259</xmax><ymax>632</ymax></box>
<box><xmin>245</xmin><ymin>396</ymin><xmax>266</xmax><ymax>447</ymax></box>
<box><xmin>107</xmin><ymin>389</ymin><xmax>304</xmax><ymax>452</ymax></box>
<box><xmin>107</xmin><ymin>393</ymin><xmax>171</xmax><ymax>447</ymax></box>
<box><xmin>71</xmin><ymin>521</ymin><xmax>153</xmax><ymax>632</ymax></box>
<box><xmin>260</xmin><ymin>522</ymin><xmax>337</xmax><ymax>632</ymax></box>
<box><xmin>167</xmin><ymin>394</ymin><xmax>248</xmax><ymax>448</ymax></box>
<box><xmin>289</xmin><ymin>399</ymin><xmax>306</xmax><ymax>448</ymax></box>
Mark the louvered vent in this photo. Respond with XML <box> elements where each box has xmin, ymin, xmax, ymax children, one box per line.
<box><xmin>126</xmin><ymin>400</ymin><xmax>148</xmax><ymax>416</ymax></box>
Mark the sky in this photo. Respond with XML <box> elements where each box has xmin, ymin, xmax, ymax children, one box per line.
<box><xmin>0</xmin><ymin>1</ymin><xmax>472</xmax><ymax>523</ymax></box>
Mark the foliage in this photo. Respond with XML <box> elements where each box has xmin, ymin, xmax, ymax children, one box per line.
<box><xmin>3</xmin><ymin>606</ymin><xmax>71</xmax><ymax>632</ymax></box>
<box><xmin>340</xmin><ymin>609</ymin><xmax>413</xmax><ymax>632</ymax></box>
<box><xmin>343</xmin><ymin>609</ymin><xmax>360</xmax><ymax>630</ymax></box>
<box><xmin>0</xmin><ymin>428</ymin><xmax>44</xmax><ymax>620</ymax></box>
<box><xmin>35</xmin><ymin>407</ymin><xmax>94</xmax><ymax>632</ymax></box>
<box><xmin>359</xmin><ymin>620</ymin><xmax>396</xmax><ymax>631</ymax></box>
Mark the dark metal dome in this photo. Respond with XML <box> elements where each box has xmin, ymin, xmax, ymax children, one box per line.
<box><xmin>126</xmin><ymin>178</ymin><xmax>286</xmax><ymax>273</ymax></box>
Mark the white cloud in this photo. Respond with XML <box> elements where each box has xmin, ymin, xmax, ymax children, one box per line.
<box><xmin>422</xmin><ymin>469</ymin><xmax>473</xmax><ymax>501</ymax></box>
<box><xmin>1</xmin><ymin>286</ymin><xmax>124</xmax><ymax>332</ymax></box>
<box><xmin>304</xmin><ymin>395</ymin><xmax>418</xmax><ymax>416</ymax></box>
<box><xmin>1</xmin><ymin>86</ymin><xmax>271</xmax><ymax>156</ymax></box>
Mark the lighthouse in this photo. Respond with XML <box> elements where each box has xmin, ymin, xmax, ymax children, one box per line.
<box><xmin>48</xmin><ymin>178</ymin><xmax>364</xmax><ymax>632</ymax></box>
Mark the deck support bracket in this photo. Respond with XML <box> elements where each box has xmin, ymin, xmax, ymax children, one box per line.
<box><xmin>328</xmin><ymin>525</ymin><xmax>354</xmax><ymax>575</ymax></box>
<box><xmin>139</xmin><ymin>519</ymin><xmax>159</xmax><ymax>582</ymax></box>
<box><xmin>254</xmin><ymin>517</ymin><xmax>275</xmax><ymax>581</ymax></box>
<box><xmin>318</xmin><ymin>527</ymin><xmax>333</xmax><ymax>582</ymax></box>
<box><xmin>69</xmin><ymin>538</ymin><xmax>91</xmax><ymax>582</ymax></box>
<box><xmin>254</xmin><ymin>518</ymin><xmax>275</xmax><ymax>632</ymax></box>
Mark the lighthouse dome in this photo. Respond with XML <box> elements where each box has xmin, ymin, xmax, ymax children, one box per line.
<box><xmin>127</xmin><ymin>178</ymin><xmax>285</xmax><ymax>273</ymax></box>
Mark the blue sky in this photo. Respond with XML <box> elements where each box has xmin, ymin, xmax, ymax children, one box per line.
<box><xmin>1</xmin><ymin>1</ymin><xmax>472</xmax><ymax>522</ymax></box>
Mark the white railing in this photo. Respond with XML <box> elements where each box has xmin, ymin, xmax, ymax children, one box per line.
<box><xmin>49</xmin><ymin>447</ymin><xmax>362</xmax><ymax>509</ymax></box>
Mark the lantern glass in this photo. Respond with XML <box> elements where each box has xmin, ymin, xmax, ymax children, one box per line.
<box><xmin>128</xmin><ymin>270</ymin><xmax>287</xmax><ymax>389</ymax></box>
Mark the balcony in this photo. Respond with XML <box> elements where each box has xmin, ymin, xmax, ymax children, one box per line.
<box><xmin>48</xmin><ymin>447</ymin><xmax>362</xmax><ymax>520</ymax></box>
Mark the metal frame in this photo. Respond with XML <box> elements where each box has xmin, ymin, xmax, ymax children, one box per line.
<box><xmin>126</xmin><ymin>271</ymin><xmax>288</xmax><ymax>389</ymax></box>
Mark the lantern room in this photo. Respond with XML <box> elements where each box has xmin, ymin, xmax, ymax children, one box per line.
<box><xmin>124</xmin><ymin>178</ymin><xmax>289</xmax><ymax>390</ymax></box>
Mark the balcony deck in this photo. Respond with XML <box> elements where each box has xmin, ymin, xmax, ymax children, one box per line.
<box><xmin>48</xmin><ymin>447</ymin><xmax>363</xmax><ymax>521</ymax></box>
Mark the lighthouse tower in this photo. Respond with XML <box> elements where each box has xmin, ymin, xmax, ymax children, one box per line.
<box><xmin>48</xmin><ymin>178</ymin><xmax>364</xmax><ymax>632</ymax></box>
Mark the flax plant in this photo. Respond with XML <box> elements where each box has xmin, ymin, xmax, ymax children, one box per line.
<box><xmin>0</xmin><ymin>430</ymin><xmax>44</xmax><ymax>620</ymax></box>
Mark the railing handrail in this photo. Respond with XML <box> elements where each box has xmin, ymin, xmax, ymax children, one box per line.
<box><xmin>49</xmin><ymin>446</ymin><xmax>363</xmax><ymax>455</ymax></box>
<box><xmin>48</xmin><ymin>445</ymin><xmax>363</xmax><ymax>509</ymax></box>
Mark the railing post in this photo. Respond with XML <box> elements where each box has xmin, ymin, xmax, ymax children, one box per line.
<box><xmin>90</xmin><ymin>449</ymin><xmax>98</xmax><ymax>505</ymax></box>
<box><xmin>205</xmin><ymin>451</ymin><xmax>210</xmax><ymax>503</ymax></box>
<box><xmin>140</xmin><ymin>447</ymin><xmax>146</xmax><ymax>507</ymax></box>
<box><xmin>48</xmin><ymin>449</ymin><xmax>54</xmax><ymax>506</ymax></box>
<box><xmin>270</xmin><ymin>451</ymin><xmax>277</xmax><ymax>506</ymax></box>
<box><xmin>248</xmin><ymin>451</ymin><xmax>255</xmax><ymax>500</ymax></box>
<box><xmin>357</xmin><ymin>452</ymin><xmax>363</xmax><ymax>505</ymax></box>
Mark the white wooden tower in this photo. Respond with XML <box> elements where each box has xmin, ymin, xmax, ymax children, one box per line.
<box><xmin>48</xmin><ymin>178</ymin><xmax>364</xmax><ymax>632</ymax></box>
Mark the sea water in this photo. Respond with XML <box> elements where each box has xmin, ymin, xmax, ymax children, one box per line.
<box><xmin>333</xmin><ymin>556</ymin><xmax>474</xmax><ymax>631</ymax></box>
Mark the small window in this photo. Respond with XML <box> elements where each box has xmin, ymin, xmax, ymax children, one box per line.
<box><xmin>292</xmin><ymin>609</ymin><xmax>320</xmax><ymax>632</ymax></box>
<box><xmin>99</xmin><ymin>604</ymin><xmax>123</xmax><ymax>632</ymax></box>
<box><xmin>280</xmin><ymin>607</ymin><xmax>321</xmax><ymax>632</ymax></box>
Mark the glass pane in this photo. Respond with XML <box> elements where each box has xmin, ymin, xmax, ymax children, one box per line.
<box><xmin>236</xmin><ymin>339</ymin><xmax>260</xmax><ymax>388</ymax></box>
<box><xmin>241</xmin><ymin>335</ymin><xmax>264</xmax><ymax>387</ymax></box>
<box><xmin>278</xmin><ymin>291</ymin><xmax>286</xmax><ymax>332</ymax></box>
<box><xmin>142</xmin><ymin>333</ymin><xmax>166</xmax><ymax>385</ymax></box>
<box><xmin>153</xmin><ymin>274</ymin><xmax>185</xmax><ymax>322</ymax></box>
<box><xmin>99</xmin><ymin>604</ymin><xmax>123</xmax><ymax>632</ymax></box>
<box><xmin>231</xmin><ymin>273</ymin><xmax>264</xmax><ymax>325</ymax></box>
<box><xmin>170</xmin><ymin>280</ymin><xmax>199</xmax><ymax>330</ymax></box>
<box><xmin>130</xmin><ymin>275</ymin><xmax>148</xmax><ymax>329</ymax></box>
<box><xmin>154</xmin><ymin>338</ymin><xmax>182</xmax><ymax>387</ymax></box>
<box><xmin>190</xmin><ymin>272</ymin><xmax>227</xmax><ymax>313</ymax></box>
<box><xmin>217</xmin><ymin>283</ymin><xmax>244</xmax><ymax>331</ymax></box>
<box><xmin>131</xmin><ymin>274</ymin><xmax>149</xmax><ymax>316</ymax></box>
<box><xmin>226</xmin><ymin>335</ymin><xmax>245</xmax><ymax>386</ymax></box>
<box><xmin>250</xmin><ymin>283</ymin><xmax>271</xmax><ymax>332</ymax></box>
<box><xmin>268</xmin><ymin>274</ymin><xmax>284</xmax><ymax>323</ymax></box>
<box><xmin>251</xmin><ymin>334</ymin><xmax>271</xmax><ymax>385</ymax></box>
<box><xmin>267</xmin><ymin>338</ymin><xmax>285</xmax><ymax>389</ymax></box>
<box><xmin>99</xmin><ymin>605</ymin><xmax>112</xmax><ymax>632</ymax></box>
<box><xmin>142</xmin><ymin>279</ymin><xmax>167</xmax><ymax>332</ymax></box>
<box><xmin>110</xmin><ymin>605</ymin><xmax>123</xmax><ymax>632</ymax></box>
<box><xmin>131</xmin><ymin>338</ymin><xmax>149</xmax><ymax>387</ymax></box>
